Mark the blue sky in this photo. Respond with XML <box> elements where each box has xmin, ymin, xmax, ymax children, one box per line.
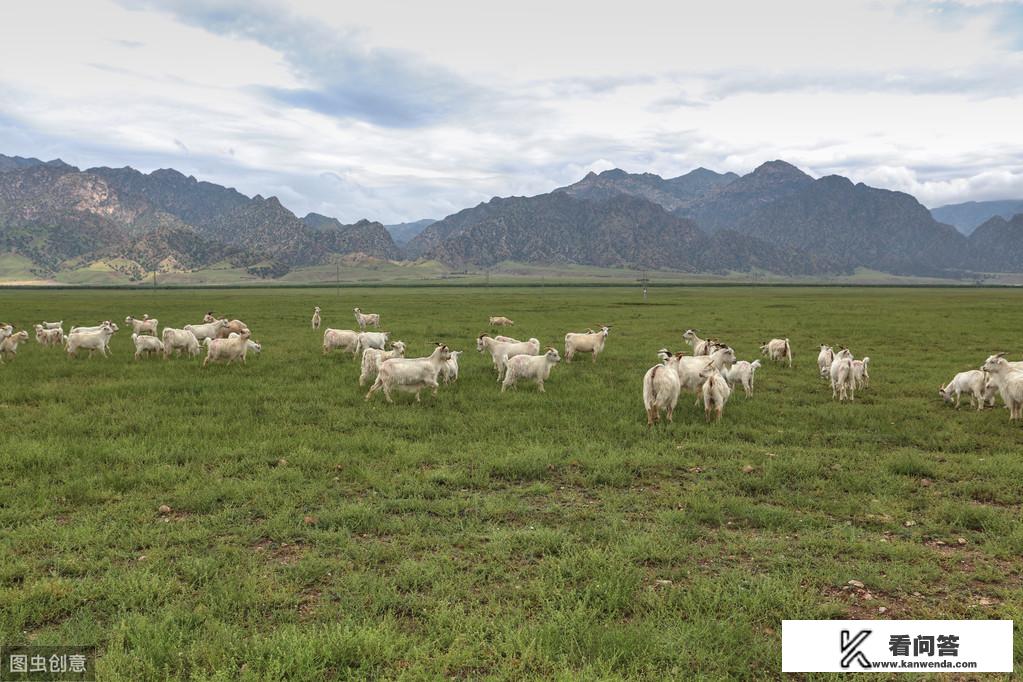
<box><xmin>2</xmin><ymin>0</ymin><xmax>1023</xmax><ymax>223</ymax></box>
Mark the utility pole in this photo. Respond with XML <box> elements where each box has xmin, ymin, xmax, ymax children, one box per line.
<box><xmin>638</xmin><ymin>273</ymin><xmax>650</xmax><ymax>302</ymax></box>
<box><xmin>336</xmin><ymin>261</ymin><xmax>340</xmax><ymax>297</ymax></box>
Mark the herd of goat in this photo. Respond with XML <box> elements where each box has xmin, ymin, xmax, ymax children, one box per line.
<box><xmin>2</xmin><ymin>305</ymin><xmax>1022</xmax><ymax>424</ymax></box>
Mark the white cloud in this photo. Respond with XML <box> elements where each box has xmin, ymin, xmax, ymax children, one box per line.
<box><xmin>1</xmin><ymin>0</ymin><xmax>1022</xmax><ymax>222</ymax></box>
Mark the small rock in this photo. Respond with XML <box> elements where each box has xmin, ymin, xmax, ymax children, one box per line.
<box><xmin>862</xmin><ymin>592</ymin><xmax>875</xmax><ymax>601</ymax></box>
<box><xmin>303</xmin><ymin>515</ymin><xmax>317</xmax><ymax>526</ymax></box>
<box><xmin>912</xmin><ymin>591</ymin><xmax>921</xmax><ymax>597</ymax></box>
<box><xmin>935</xmin><ymin>540</ymin><xmax>946</xmax><ymax>546</ymax></box>
<box><xmin>848</xmin><ymin>580</ymin><xmax>865</xmax><ymax>588</ymax></box>
<box><xmin>904</xmin><ymin>520</ymin><xmax>916</xmax><ymax>527</ymax></box>
<box><xmin>137</xmin><ymin>555</ymin><xmax>147</xmax><ymax>562</ymax></box>
<box><xmin>919</xmin><ymin>478</ymin><xmax>932</xmax><ymax>487</ymax></box>
<box><xmin>878</xmin><ymin>606</ymin><xmax>887</xmax><ymax>614</ymax></box>
<box><xmin>766</xmin><ymin>452</ymin><xmax>777</xmax><ymax>458</ymax></box>
<box><xmin>277</xmin><ymin>458</ymin><xmax>288</xmax><ymax>466</ymax></box>
<box><xmin>654</xmin><ymin>579</ymin><xmax>673</xmax><ymax>586</ymax></box>
<box><xmin>742</xmin><ymin>465</ymin><xmax>755</xmax><ymax>474</ymax></box>
<box><xmin>978</xmin><ymin>597</ymin><xmax>994</xmax><ymax>606</ymax></box>
<box><xmin>688</xmin><ymin>466</ymin><xmax>704</xmax><ymax>473</ymax></box>
<box><xmin>158</xmin><ymin>505</ymin><xmax>172</xmax><ymax>515</ymax></box>
<box><xmin>957</xmin><ymin>537</ymin><xmax>967</xmax><ymax>545</ymax></box>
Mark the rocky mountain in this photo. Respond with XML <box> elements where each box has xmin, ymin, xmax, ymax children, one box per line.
<box><xmin>931</xmin><ymin>199</ymin><xmax>1023</xmax><ymax>236</ymax></box>
<box><xmin>302</xmin><ymin>213</ymin><xmax>402</xmax><ymax>260</ymax></box>
<box><xmin>0</xmin><ymin>155</ymin><xmax>71</xmax><ymax>173</ymax></box>
<box><xmin>407</xmin><ymin>190</ymin><xmax>840</xmax><ymax>275</ymax></box>
<box><xmin>0</xmin><ymin>155</ymin><xmax>399</xmax><ymax>279</ymax></box>
<box><xmin>384</xmin><ymin>218</ymin><xmax>435</xmax><ymax>245</ymax></box>
<box><xmin>554</xmin><ymin>167</ymin><xmax>738</xmax><ymax>212</ymax></box>
<box><xmin>968</xmin><ymin>213</ymin><xmax>1023</xmax><ymax>271</ymax></box>
<box><xmin>715</xmin><ymin>173</ymin><xmax>969</xmax><ymax>276</ymax></box>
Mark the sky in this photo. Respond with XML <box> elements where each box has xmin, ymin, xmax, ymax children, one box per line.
<box><xmin>2</xmin><ymin>0</ymin><xmax>1023</xmax><ymax>223</ymax></box>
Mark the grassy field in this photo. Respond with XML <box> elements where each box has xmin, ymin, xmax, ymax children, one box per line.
<box><xmin>1</xmin><ymin>286</ymin><xmax>1021</xmax><ymax>680</ymax></box>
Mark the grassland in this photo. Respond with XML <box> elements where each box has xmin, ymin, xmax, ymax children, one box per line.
<box><xmin>0</xmin><ymin>286</ymin><xmax>1021</xmax><ymax>680</ymax></box>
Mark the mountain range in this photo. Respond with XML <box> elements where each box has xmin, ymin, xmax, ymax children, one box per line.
<box><xmin>930</xmin><ymin>199</ymin><xmax>1023</xmax><ymax>236</ymax></box>
<box><xmin>0</xmin><ymin>156</ymin><xmax>400</xmax><ymax>280</ymax></box>
<box><xmin>2</xmin><ymin>152</ymin><xmax>1022</xmax><ymax>282</ymax></box>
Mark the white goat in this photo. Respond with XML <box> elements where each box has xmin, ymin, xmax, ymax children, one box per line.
<box><xmin>311</xmin><ymin>306</ymin><xmax>321</xmax><ymax>330</ymax></box>
<box><xmin>323</xmin><ymin>328</ymin><xmax>360</xmax><ymax>357</ymax></box>
<box><xmin>353</xmin><ymin>307</ymin><xmax>380</xmax><ymax>330</ymax></box>
<box><xmin>675</xmin><ymin>346</ymin><xmax>737</xmax><ymax>404</ymax></box>
<box><xmin>66</xmin><ymin>323</ymin><xmax>117</xmax><ymax>358</ymax></box>
<box><xmin>700</xmin><ymin>368</ymin><xmax>732</xmax><ymax>422</ymax></box>
<box><xmin>494</xmin><ymin>335</ymin><xmax>520</xmax><ymax>344</ymax></box>
<box><xmin>161</xmin><ymin>328</ymin><xmax>201</xmax><ymax>358</ymax></box>
<box><xmin>203</xmin><ymin>312</ymin><xmax>217</xmax><ymax>323</ymax></box>
<box><xmin>939</xmin><ymin>370</ymin><xmax>988</xmax><ymax>410</ymax></box>
<box><xmin>41</xmin><ymin>320</ymin><xmax>63</xmax><ymax>331</ymax></box>
<box><xmin>132</xmin><ymin>332</ymin><xmax>164</xmax><ymax>360</ymax></box>
<box><xmin>70</xmin><ymin>321</ymin><xmax>118</xmax><ymax>334</ymax></box>
<box><xmin>439</xmin><ymin>350</ymin><xmax>463</xmax><ymax>384</ymax></box>
<box><xmin>365</xmin><ymin>344</ymin><xmax>452</xmax><ymax>403</ymax></box>
<box><xmin>359</xmin><ymin>340</ymin><xmax>407</xmax><ymax>386</ymax></box>
<box><xmin>489</xmin><ymin>316</ymin><xmax>515</xmax><ymax>326</ymax></box>
<box><xmin>817</xmin><ymin>344</ymin><xmax>834</xmax><ymax>377</ymax></box>
<box><xmin>247</xmin><ymin>340</ymin><xmax>262</xmax><ymax>356</ymax></box>
<box><xmin>829</xmin><ymin>348</ymin><xmax>855</xmax><ymax>401</ymax></box>
<box><xmin>723</xmin><ymin>359</ymin><xmax>761</xmax><ymax>398</ymax></box>
<box><xmin>477</xmin><ymin>333</ymin><xmax>541</xmax><ymax>379</ymax></box>
<box><xmin>215</xmin><ymin>319</ymin><xmax>250</xmax><ymax>339</ymax></box>
<box><xmin>34</xmin><ymin>325</ymin><xmax>64</xmax><ymax>347</ymax></box>
<box><xmin>0</xmin><ymin>330</ymin><xmax>29</xmax><ymax>362</ymax></box>
<box><xmin>851</xmin><ymin>357</ymin><xmax>871</xmax><ymax>389</ymax></box>
<box><xmin>501</xmin><ymin>347</ymin><xmax>561</xmax><ymax>393</ymax></box>
<box><xmin>203</xmin><ymin>330</ymin><xmax>251</xmax><ymax>367</ymax></box>
<box><xmin>564</xmin><ymin>325</ymin><xmax>610</xmax><ymax>363</ymax></box>
<box><xmin>185</xmin><ymin>319</ymin><xmax>229</xmax><ymax>341</ymax></box>
<box><xmin>760</xmin><ymin>338</ymin><xmax>793</xmax><ymax>367</ymax></box>
<box><xmin>643</xmin><ymin>352</ymin><xmax>682</xmax><ymax>427</ymax></box>
<box><xmin>0</xmin><ymin>324</ymin><xmax>13</xmax><ymax>341</ymax></box>
<box><xmin>682</xmin><ymin>329</ymin><xmax>726</xmax><ymax>356</ymax></box>
<box><xmin>981</xmin><ymin>354</ymin><xmax>1023</xmax><ymax>421</ymax></box>
<box><xmin>125</xmin><ymin>315</ymin><xmax>158</xmax><ymax>336</ymax></box>
<box><xmin>355</xmin><ymin>331</ymin><xmax>390</xmax><ymax>355</ymax></box>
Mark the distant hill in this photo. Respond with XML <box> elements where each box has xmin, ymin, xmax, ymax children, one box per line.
<box><xmin>554</xmin><ymin>167</ymin><xmax>738</xmax><ymax>212</ymax></box>
<box><xmin>931</xmin><ymin>199</ymin><xmax>1023</xmax><ymax>235</ymax></box>
<box><xmin>0</xmin><ymin>154</ymin><xmax>399</xmax><ymax>280</ymax></box>
<box><xmin>967</xmin><ymin>213</ymin><xmax>1023</xmax><ymax>271</ymax></box>
<box><xmin>385</xmin><ymin>219</ymin><xmax>435</xmax><ymax>245</ymax></box>
<box><xmin>0</xmin><ymin>155</ymin><xmax>71</xmax><ymax>173</ymax></box>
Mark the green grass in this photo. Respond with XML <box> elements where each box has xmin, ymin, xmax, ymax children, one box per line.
<box><xmin>1</xmin><ymin>286</ymin><xmax>1021</xmax><ymax>680</ymax></box>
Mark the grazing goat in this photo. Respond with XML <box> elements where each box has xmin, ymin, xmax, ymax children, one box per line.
<box><xmin>131</xmin><ymin>332</ymin><xmax>164</xmax><ymax>360</ymax></box>
<box><xmin>41</xmin><ymin>320</ymin><xmax>63</xmax><ymax>331</ymax></box>
<box><xmin>829</xmin><ymin>348</ymin><xmax>855</xmax><ymax>401</ymax></box>
<box><xmin>851</xmin><ymin>357</ymin><xmax>871</xmax><ymax>389</ymax></box>
<box><xmin>162</xmin><ymin>328</ymin><xmax>200</xmax><ymax>358</ymax></box>
<box><xmin>489</xmin><ymin>316</ymin><xmax>515</xmax><ymax>327</ymax></box>
<box><xmin>34</xmin><ymin>325</ymin><xmax>64</xmax><ymax>347</ymax></box>
<box><xmin>643</xmin><ymin>352</ymin><xmax>682</xmax><ymax>427</ymax></box>
<box><xmin>817</xmin><ymin>344</ymin><xmax>834</xmax><ymax>377</ymax></box>
<box><xmin>564</xmin><ymin>325</ymin><xmax>610</xmax><ymax>363</ymax></box>
<box><xmin>203</xmin><ymin>330</ymin><xmax>251</xmax><ymax>367</ymax></box>
<box><xmin>477</xmin><ymin>334</ymin><xmax>541</xmax><ymax>379</ymax></box>
<box><xmin>66</xmin><ymin>323</ymin><xmax>117</xmax><ymax>358</ymax></box>
<box><xmin>675</xmin><ymin>346</ymin><xmax>737</xmax><ymax>404</ymax></box>
<box><xmin>981</xmin><ymin>354</ymin><xmax>1023</xmax><ymax>421</ymax></box>
<box><xmin>723</xmin><ymin>359</ymin><xmax>761</xmax><ymax>397</ymax></box>
<box><xmin>760</xmin><ymin>338</ymin><xmax>793</xmax><ymax>367</ymax></box>
<box><xmin>365</xmin><ymin>344</ymin><xmax>452</xmax><ymax>403</ymax></box>
<box><xmin>359</xmin><ymin>341</ymin><xmax>407</xmax><ymax>386</ymax></box>
<box><xmin>185</xmin><ymin>319</ymin><xmax>229</xmax><ymax>341</ymax></box>
<box><xmin>247</xmin><ymin>340</ymin><xmax>262</xmax><ymax>356</ymax></box>
<box><xmin>501</xmin><ymin>347</ymin><xmax>561</xmax><ymax>393</ymax></box>
<box><xmin>700</xmin><ymin>368</ymin><xmax>732</xmax><ymax>422</ymax></box>
<box><xmin>0</xmin><ymin>330</ymin><xmax>29</xmax><ymax>362</ymax></box>
<box><xmin>323</xmin><ymin>328</ymin><xmax>360</xmax><ymax>357</ymax></box>
<box><xmin>940</xmin><ymin>370</ymin><xmax>988</xmax><ymax>410</ymax></box>
<box><xmin>215</xmin><ymin>319</ymin><xmax>250</xmax><ymax>339</ymax></box>
<box><xmin>439</xmin><ymin>350</ymin><xmax>463</xmax><ymax>384</ymax></box>
<box><xmin>125</xmin><ymin>315</ymin><xmax>158</xmax><ymax>336</ymax></box>
<box><xmin>355</xmin><ymin>331</ymin><xmax>390</xmax><ymax>355</ymax></box>
<box><xmin>353</xmin><ymin>307</ymin><xmax>380</xmax><ymax>330</ymax></box>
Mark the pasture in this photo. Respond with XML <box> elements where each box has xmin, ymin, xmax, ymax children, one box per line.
<box><xmin>1</xmin><ymin>285</ymin><xmax>1021</xmax><ymax>680</ymax></box>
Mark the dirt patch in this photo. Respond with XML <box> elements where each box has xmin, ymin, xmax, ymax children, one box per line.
<box><xmin>252</xmin><ymin>538</ymin><xmax>306</xmax><ymax>565</ymax></box>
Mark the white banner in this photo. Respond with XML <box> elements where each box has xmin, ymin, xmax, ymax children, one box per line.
<box><xmin>782</xmin><ymin>620</ymin><xmax>1013</xmax><ymax>673</ymax></box>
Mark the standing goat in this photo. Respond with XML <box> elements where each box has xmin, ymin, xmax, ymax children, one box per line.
<box><xmin>829</xmin><ymin>348</ymin><xmax>855</xmax><ymax>401</ymax></box>
<box><xmin>981</xmin><ymin>354</ymin><xmax>1023</xmax><ymax>421</ymax></box>
<box><xmin>700</xmin><ymin>368</ymin><xmax>732</xmax><ymax>422</ymax></box>
<box><xmin>817</xmin><ymin>344</ymin><xmax>834</xmax><ymax>377</ymax></box>
<box><xmin>760</xmin><ymin>338</ymin><xmax>793</xmax><ymax>367</ymax></box>
<box><xmin>643</xmin><ymin>352</ymin><xmax>682</xmax><ymax>427</ymax></box>
<box><xmin>311</xmin><ymin>306</ymin><xmax>321</xmax><ymax>330</ymax></box>
<box><xmin>939</xmin><ymin>370</ymin><xmax>988</xmax><ymax>410</ymax></box>
<box><xmin>501</xmin><ymin>348</ymin><xmax>561</xmax><ymax>393</ymax></box>
<box><xmin>0</xmin><ymin>330</ymin><xmax>30</xmax><ymax>362</ymax></box>
<box><xmin>564</xmin><ymin>325</ymin><xmax>610</xmax><ymax>363</ymax></box>
<box><xmin>353</xmin><ymin>307</ymin><xmax>380</xmax><ymax>330</ymax></box>
<box><xmin>723</xmin><ymin>359</ymin><xmax>761</xmax><ymax>398</ymax></box>
<box><xmin>365</xmin><ymin>344</ymin><xmax>452</xmax><ymax>403</ymax></box>
<box><xmin>359</xmin><ymin>341</ymin><xmax>407</xmax><ymax>386</ymax></box>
